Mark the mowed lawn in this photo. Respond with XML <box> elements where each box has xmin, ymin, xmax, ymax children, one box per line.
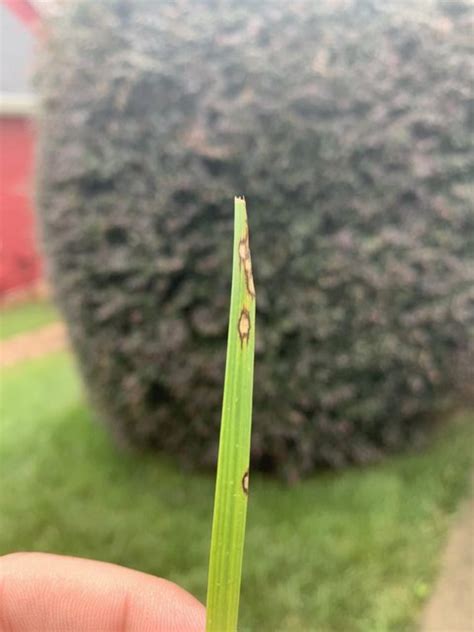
<box><xmin>0</xmin><ymin>299</ymin><xmax>58</xmax><ymax>340</ymax></box>
<box><xmin>0</xmin><ymin>351</ymin><xmax>472</xmax><ymax>632</ymax></box>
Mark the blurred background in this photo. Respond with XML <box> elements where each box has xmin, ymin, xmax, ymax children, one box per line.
<box><xmin>0</xmin><ymin>1</ymin><xmax>473</xmax><ymax>630</ymax></box>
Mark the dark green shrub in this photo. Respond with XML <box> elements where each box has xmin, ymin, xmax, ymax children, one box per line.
<box><xmin>37</xmin><ymin>0</ymin><xmax>474</xmax><ymax>478</ymax></box>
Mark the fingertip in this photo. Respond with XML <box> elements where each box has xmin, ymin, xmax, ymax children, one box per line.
<box><xmin>0</xmin><ymin>552</ymin><xmax>206</xmax><ymax>632</ymax></box>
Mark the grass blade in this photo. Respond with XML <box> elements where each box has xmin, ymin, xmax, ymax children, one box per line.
<box><xmin>206</xmin><ymin>196</ymin><xmax>256</xmax><ymax>632</ymax></box>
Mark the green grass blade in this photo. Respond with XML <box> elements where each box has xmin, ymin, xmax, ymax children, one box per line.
<box><xmin>206</xmin><ymin>196</ymin><xmax>256</xmax><ymax>632</ymax></box>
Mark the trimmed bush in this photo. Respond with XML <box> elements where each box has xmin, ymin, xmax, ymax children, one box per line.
<box><xmin>37</xmin><ymin>0</ymin><xmax>474</xmax><ymax>478</ymax></box>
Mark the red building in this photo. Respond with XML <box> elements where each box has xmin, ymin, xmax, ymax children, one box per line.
<box><xmin>0</xmin><ymin>0</ymin><xmax>42</xmax><ymax>297</ymax></box>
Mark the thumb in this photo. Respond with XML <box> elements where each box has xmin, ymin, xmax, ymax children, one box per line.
<box><xmin>0</xmin><ymin>552</ymin><xmax>206</xmax><ymax>632</ymax></box>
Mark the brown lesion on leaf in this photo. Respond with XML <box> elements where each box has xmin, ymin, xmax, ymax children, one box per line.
<box><xmin>238</xmin><ymin>227</ymin><xmax>256</xmax><ymax>299</ymax></box>
<box><xmin>238</xmin><ymin>308</ymin><xmax>251</xmax><ymax>347</ymax></box>
<box><xmin>242</xmin><ymin>469</ymin><xmax>249</xmax><ymax>496</ymax></box>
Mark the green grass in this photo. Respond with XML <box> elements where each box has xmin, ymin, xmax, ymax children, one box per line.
<box><xmin>0</xmin><ymin>299</ymin><xmax>58</xmax><ymax>340</ymax></box>
<box><xmin>0</xmin><ymin>352</ymin><xmax>472</xmax><ymax>632</ymax></box>
<box><xmin>207</xmin><ymin>197</ymin><xmax>256</xmax><ymax>632</ymax></box>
